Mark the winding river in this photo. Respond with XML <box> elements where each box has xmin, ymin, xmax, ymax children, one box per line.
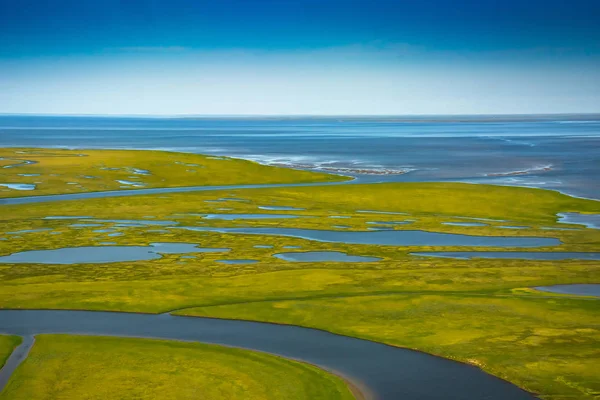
<box><xmin>0</xmin><ymin>310</ymin><xmax>534</xmax><ymax>400</ymax></box>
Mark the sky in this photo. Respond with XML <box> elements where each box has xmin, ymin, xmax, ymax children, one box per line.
<box><xmin>0</xmin><ymin>0</ymin><xmax>599</xmax><ymax>115</ymax></box>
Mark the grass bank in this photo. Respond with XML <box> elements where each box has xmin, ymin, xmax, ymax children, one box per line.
<box><xmin>0</xmin><ymin>335</ymin><xmax>356</xmax><ymax>400</ymax></box>
<box><xmin>0</xmin><ymin>336</ymin><xmax>21</xmax><ymax>369</ymax></box>
<box><xmin>178</xmin><ymin>293</ymin><xmax>600</xmax><ymax>400</ymax></box>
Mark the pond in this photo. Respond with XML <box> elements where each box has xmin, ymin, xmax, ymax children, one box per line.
<box><xmin>534</xmin><ymin>284</ymin><xmax>600</xmax><ymax>297</ymax></box>
<box><xmin>411</xmin><ymin>252</ymin><xmax>600</xmax><ymax>261</ymax></box>
<box><xmin>558</xmin><ymin>212</ymin><xmax>600</xmax><ymax>229</ymax></box>
<box><xmin>0</xmin><ymin>243</ymin><xmax>230</xmax><ymax>264</ymax></box>
<box><xmin>442</xmin><ymin>222</ymin><xmax>487</xmax><ymax>227</ymax></box>
<box><xmin>258</xmin><ymin>205</ymin><xmax>305</xmax><ymax>211</ymax></box>
<box><xmin>274</xmin><ymin>251</ymin><xmax>381</xmax><ymax>262</ymax></box>
<box><xmin>0</xmin><ymin>183</ymin><xmax>36</xmax><ymax>190</ymax></box>
<box><xmin>202</xmin><ymin>213</ymin><xmax>303</xmax><ymax>220</ymax></box>
<box><xmin>179</xmin><ymin>226</ymin><xmax>560</xmax><ymax>247</ymax></box>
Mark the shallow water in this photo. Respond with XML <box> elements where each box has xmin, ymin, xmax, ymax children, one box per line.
<box><xmin>274</xmin><ymin>251</ymin><xmax>381</xmax><ymax>262</ymax></box>
<box><xmin>179</xmin><ymin>226</ymin><xmax>560</xmax><ymax>247</ymax></box>
<box><xmin>116</xmin><ymin>180</ymin><xmax>146</xmax><ymax>187</ymax></box>
<box><xmin>534</xmin><ymin>284</ymin><xmax>600</xmax><ymax>297</ymax></box>
<box><xmin>130</xmin><ymin>168</ymin><xmax>151</xmax><ymax>175</ymax></box>
<box><xmin>0</xmin><ymin>310</ymin><xmax>535</xmax><ymax>400</ymax></box>
<box><xmin>3</xmin><ymin>115</ymin><xmax>599</xmax><ymax>198</ymax></box>
<box><xmin>258</xmin><ymin>205</ymin><xmax>305</xmax><ymax>211</ymax></box>
<box><xmin>0</xmin><ymin>183</ymin><xmax>36</xmax><ymax>190</ymax></box>
<box><xmin>411</xmin><ymin>252</ymin><xmax>600</xmax><ymax>261</ymax></box>
<box><xmin>90</xmin><ymin>219</ymin><xmax>177</xmax><ymax>226</ymax></box>
<box><xmin>558</xmin><ymin>212</ymin><xmax>600</xmax><ymax>229</ymax></box>
<box><xmin>357</xmin><ymin>210</ymin><xmax>409</xmax><ymax>215</ymax></box>
<box><xmin>0</xmin><ymin>243</ymin><xmax>230</xmax><ymax>264</ymax></box>
<box><xmin>70</xmin><ymin>223</ymin><xmax>102</xmax><ymax>227</ymax></box>
<box><xmin>442</xmin><ymin>222</ymin><xmax>488</xmax><ymax>227</ymax></box>
<box><xmin>44</xmin><ymin>216</ymin><xmax>93</xmax><ymax>220</ymax></box>
<box><xmin>367</xmin><ymin>220</ymin><xmax>414</xmax><ymax>225</ymax></box>
<box><xmin>203</xmin><ymin>213</ymin><xmax>302</xmax><ymax>220</ymax></box>
<box><xmin>0</xmin><ymin>335</ymin><xmax>34</xmax><ymax>392</ymax></box>
<box><xmin>6</xmin><ymin>228</ymin><xmax>53</xmax><ymax>235</ymax></box>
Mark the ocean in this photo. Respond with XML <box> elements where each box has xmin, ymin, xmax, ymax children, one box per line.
<box><xmin>0</xmin><ymin>114</ymin><xmax>598</xmax><ymax>199</ymax></box>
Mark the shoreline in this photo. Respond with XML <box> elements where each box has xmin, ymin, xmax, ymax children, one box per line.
<box><xmin>1</xmin><ymin>146</ymin><xmax>597</xmax><ymax>201</ymax></box>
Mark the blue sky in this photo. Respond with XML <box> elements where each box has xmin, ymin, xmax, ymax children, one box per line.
<box><xmin>1</xmin><ymin>0</ymin><xmax>599</xmax><ymax>115</ymax></box>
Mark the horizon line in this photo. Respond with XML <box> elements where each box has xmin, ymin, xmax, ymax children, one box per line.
<box><xmin>1</xmin><ymin>112</ymin><xmax>599</xmax><ymax>119</ymax></box>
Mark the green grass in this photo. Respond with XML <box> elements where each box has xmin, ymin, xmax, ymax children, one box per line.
<box><xmin>178</xmin><ymin>293</ymin><xmax>600</xmax><ymax>400</ymax></box>
<box><xmin>0</xmin><ymin>335</ymin><xmax>21</xmax><ymax>369</ymax></box>
<box><xmin>0</xmin><ymin>335</ymin><xmax>356</xmax><ymax>400</ymax></box>
<box><xmin>0</xmin><ymin>148</ymin><xmax>344</xmax><ymax>198</ymax></box>
<box><xmin>1</xmin><ymin>155</ymin><xmax>599</xmax><ymax>399</ymax></box>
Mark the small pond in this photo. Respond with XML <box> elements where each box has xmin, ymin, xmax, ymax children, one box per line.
<box><xmin>0</xmin><ymin>243</ymin><xmax>230</xmax><ymax>264</ymax></box>
<box><xmin>274</xmin><ymin>251</ymin><xmax>381</xmax><ymax>262</ymax></box>
<box><xmin>442</xmin><ymin>222</ymin><xmax>487</xmax><ymax>227</ymax></box>
<box><xmin>411</xmin><ymin>252</ymin><xmax>600</xmax><ymax>261</ymax></box>
<box><xmin>558</xmin><ymin>212</ymin><xmax>600</xmax><ymax>229</ymax></box>
<box><xmin>0</xmin><ymin>183</ymin><xmax>36</xmax><ymax>190</ymax></box>
<box><xmin>357</xmin><ymin>210</ymin><xmax>408</xmax><ymax>215</ymax></box>
<box><xmin>202</xmin><ymin>214</ymin><xmax>302</xmax><ymax>220</ymax></box>
<box><xmin>534</xmin><ymin>284</ymin><xmax>600</xmax><ymax>297</ymax></box>
<box><xmin>6</xmin><ymin>228</ymin><xmax>53</xmax><ymax>235</ymax></box>
<box><xmin>258</xmin><ymin>205</ymin><xmax>305</xmax><ymax>211</ymax></box>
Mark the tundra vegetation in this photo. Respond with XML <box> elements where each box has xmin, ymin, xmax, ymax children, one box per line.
<box><xmin>0</xmin><ymin>148</ymin><xmax>343</xmax><ymax>197</ymax></box>
<box><xmin>0</xmin><ymin>149</ymin><xmax>598</xmax><ymax>399</ymax></box>
<box><xmin>0</xmin><ymin>336</ymin><xmax>21</xmax><ymax>369</ymax></box>
<box><xmin>0</xmin><ymin>335</ymin><xmax>356</xmax><ymax>400</ymax></box>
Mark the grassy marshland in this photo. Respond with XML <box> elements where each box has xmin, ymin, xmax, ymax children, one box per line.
<box><xmin>0</xmin><ymin>148</ymin><xmax>343</xmax><ymax>198</ymax></box>
<box><xmin>0</xmin><ymin>335</ymin><xmax>356</xmax><ymax>400</ymax></box>
<box><xmin>0</xmin><ymin>150</ymin><xmax>599</xmax><ymax>399</ymax></box>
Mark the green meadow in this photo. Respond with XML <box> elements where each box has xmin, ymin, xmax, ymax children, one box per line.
<box><xmin>0</xmin><ymin>335</ymin><xmax>356</xmax><ymax>400</ymax></box>
<box><xmin>0</xmin><ymin>336</ymin><xmax>21</xmax><ymax>370</ymax></box>
<box><xmin>0</xmin><ymin>148</ymin><xmax>343</xmax><ymax>198</ymax></box>
<box><xmin>0</xmin><ymin>149</ymin><xmax>599</xmax><ymax>399</ymax></box>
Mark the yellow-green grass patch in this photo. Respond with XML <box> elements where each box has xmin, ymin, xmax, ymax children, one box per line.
<box><xmin>179</xmin><ymin>293</ymin><xmax>600</xmax><ymax>400</ymax></box>
<box><xmin>0</xmin><ymin>148</ymin><xmax>344</xmax><ymax>198</ymax></box>
<box><xmin>0</xmin><ymin>336</ymin><xmax>21</xmax><ymax>369</ymax></box>
<box><xmin>0</xmin><ymin>335</ymin><xmax>356</xmax><ymax>400</ymax></box>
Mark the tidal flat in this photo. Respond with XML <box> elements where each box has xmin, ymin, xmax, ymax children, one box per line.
<box><xmin>0</xmin><ymin>148</ymin><xmax>599</xmax><ymax>400</ymax></box>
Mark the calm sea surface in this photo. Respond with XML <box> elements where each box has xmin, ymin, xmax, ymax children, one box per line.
<box><xmin>1</xmin><ymin>114</ymin><xmax>598</xmax><ymax>199</ymax></box>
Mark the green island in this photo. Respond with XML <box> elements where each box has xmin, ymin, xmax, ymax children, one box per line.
<box><xmin>1</xmin><ymin>149</ymin><xmax>599</xmax><ymax>399</ymax></box>
<box><xmin>0</xmin><ymin>335</ymin><xmax>356</xmax><ymax>400</ymax></box>
<box><xmin>0</xmin><ymin>147</ymin><xmax>342</xmax><ymax>197</ymax></box>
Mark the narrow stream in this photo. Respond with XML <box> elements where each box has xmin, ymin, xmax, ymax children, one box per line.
<box><xmin>0</xmin><ymin>179</ymin><xmax>357</xmax><ymax>206</ymax></box>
